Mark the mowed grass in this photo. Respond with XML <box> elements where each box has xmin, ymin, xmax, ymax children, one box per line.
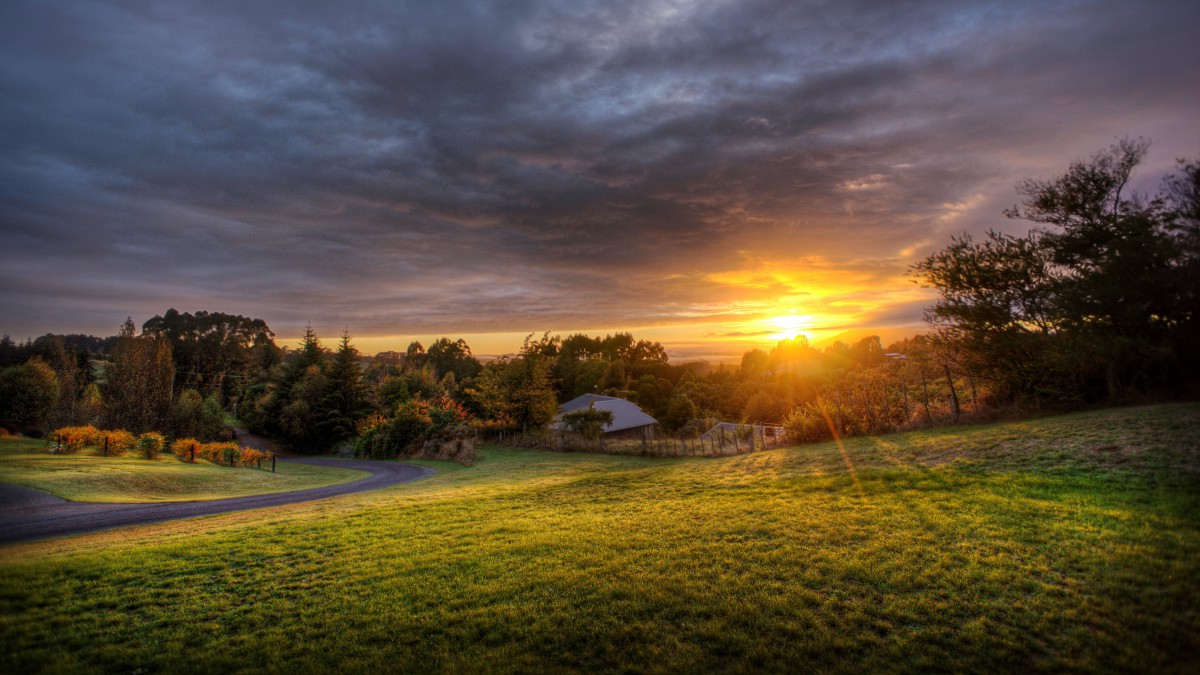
<box><xmin>0</xmin><ymin>438</ymin><xmax>367</xmax><ymax>502</ymax></box>
<box><xmin>1</xmin><ymin>403</ymin><xmax>1198</xmax><ymax>673</ymax></box>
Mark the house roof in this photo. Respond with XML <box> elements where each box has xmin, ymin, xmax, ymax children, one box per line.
<box><xmin>555</xmin><ymin>394</ymin><xmax>658</xmax><ymax>434</ymax></box>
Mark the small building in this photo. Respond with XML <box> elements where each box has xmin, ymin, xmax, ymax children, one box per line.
<box><xmin>553</xmin><ymin>394</ymin><xmax>658</xmax><ymax>440</ymax></box>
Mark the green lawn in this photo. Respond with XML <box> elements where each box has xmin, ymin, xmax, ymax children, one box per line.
<box><xmin>0</xmin><ymin>438</ymin><xmax>368</xmax><ymax>502</ymax></box>
<box><xmin>2</xmin><ymin>403</ymin><xmax>1198</xmax><ymax>673</ymax></box>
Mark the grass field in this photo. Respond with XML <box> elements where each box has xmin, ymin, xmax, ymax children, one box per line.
<box><xmin>1</xmin><ymin>403</ymin><xmax>1198</xmax><ymax>673</ymax></box>
<box><xmin>0</xmin><ymin>438</ymin><xmax>368</xmax><ymax>502</ymax></box>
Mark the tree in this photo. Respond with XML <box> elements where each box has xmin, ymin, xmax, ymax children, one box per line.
<box><xmin>141</xmin><ymin>309</ymin><xmax>280</xmax><ymax>404</ymax></box>
<box><xmin>314</xmin><ymin>331</ymin><xmax>371</xmax><ymax>446</ymax></box>
<box><xmin>262</xmin><ymin>325</ymin><xmax>324</xmax><ymax>440</ymax></box>
<box><xmin>0</xmin><ymin>359</ymin><xmax>60</xmax><ymax>434</ymax></box>
<box><xmin>426</xmin><ymin>338</ymin><xmax>482</xmax><ymax>382</ymax></box>
<box><xmin>278</xmin><ymin>364</ymin><xmax>326</xmax><ymax>451</ymax></box>
<box><xmin>404</xmin><ymin>341</ymin><xmax>427</xmax><ymax>370</ymax></box>
<box><xmin>662</xmin><ymin>393</ymin><xmax>698</xmax><ymax>431</ymax></box>
<box><xmin>1163</xmin><ymin>157</ymin><xmax>1200</xmax><ymax>384</ymax></box>
<box><xmin>915</xmin><ymin>140</ymin><xmax>1198</xmax><ymax>402</ymax></box>
<box><xmin>561</xmin><ymin>403</ymin><xmax>614</xmax><ymax>440</ymax></box>
<box><xmin>168</xmin><ymin>389</ymin><xmax>225</xmax><ymax>441</ymax></box>
<box><xmin>466</xmin><ymin>336</ymin><xmax>559</xmax><ymax>431</ymax></box>
<box><xmin>104</xmin><ymin>318</ymin><xmax>175</xmax><ymax>433</ymax></box>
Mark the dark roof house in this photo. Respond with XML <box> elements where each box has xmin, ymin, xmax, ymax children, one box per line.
<box><xmin>553</xmin><ymin>394</ymin><xmax>658</xmax><ymax>438</ymax></box>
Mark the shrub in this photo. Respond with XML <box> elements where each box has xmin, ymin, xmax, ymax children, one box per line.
<box><xmin>220</xmin><ymin>443</ymin><xmax>241</xmax><ymax>466</ymax></box>
<box><xmin>51</xmin><ymin>425</ymin><xmax>100</xmax><ymax>453</ymax></box>
<box><xmin>170</xmin><ymin>437</ymin><xmax>200</xmax><ymax>458</ymax></box>
<box><xmin>353</xmin><ymin>399</ymin><xmax>432</xmax><ymax>459</ymax></box>
<box><xmin>782</xmin><ymin>403</ymin><xmax>834</xmax><ymax>445</ymax></box>
<box><xmin>416</xmin><ymin>436</ymin><xmax>478</xmax><ymax>466</ymax></box>
<box><xmin>96</xmin><ymin>429</ymin><xmax>136</xmax><ymax>456</ymax></box>
<box><xmin>136</xmin><ymin>432</ymin><xmax>165</xmax><ymax>459</ymax></box>
<box><xmin>238</xmin><ymin>447</ymin><xmax>268</xmax><ymax>467</ymax></box>
<box><xmin>193</xmin><ymin>441</ymin><xmax>238</xmax><ymax>465</ymax></box>
<box><xmin>353</xmin><ymin>396</ymin><xmax>474</xmax><ymax>460</ymax></box>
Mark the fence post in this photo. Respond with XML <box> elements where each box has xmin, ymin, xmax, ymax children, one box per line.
<box><xmin>56</xmin><ymin>434</ymin><xmax>61</xmax><ymax>452</ymax></box>
<box><xmin>944</xmin><ymin>364</ymin><xmax>961</xmax><ymax>423</ymax></box>
<box><xmin>191</xmin><ymin>443</ymin><xmax>196</xmax><ymax>463</ymax></box>
<box><xmin>271</xmin><ymin>454</ymin><xmax>276</xmax><ymax>473</ymax></box>
<box><xmin>920</xmin><ymin>369</ymin><xmax>933</xmax><ymax>425</ymax></box>
<box><xmin>966</xmin><ymin>370</ymin><xmax>979</xmax><ymax>413</ymax></box>
<box><xmin>104</xmin><ymin>435</ymin><xmax>109</xmax><ymax>457</ymax></box>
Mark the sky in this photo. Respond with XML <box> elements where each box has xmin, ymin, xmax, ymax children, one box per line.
<box><xmin>2</xmin><ymin>0</ymin><xmax>1198</xmax><ymax>362</ymax></box>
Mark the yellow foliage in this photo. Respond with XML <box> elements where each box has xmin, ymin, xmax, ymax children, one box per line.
<box><xmin>96</xmin><ymin>429</ymin><xmax>136</xmax><ymax>455</ymax></box>
<box><xmin>50</xmin><ymin>425</ymin><xmax>100</xmax><ymax>453</ymax></box>
<box><xmin>170</xmin><ymin>437</ymin><xmax>200</xmax><ymax>457</ymax></box>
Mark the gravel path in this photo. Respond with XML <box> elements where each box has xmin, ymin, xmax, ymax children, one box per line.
<box><xmin>0</xmin><ymin>455</ymin><xmax>435</xmax><ymax>546</ymax></box>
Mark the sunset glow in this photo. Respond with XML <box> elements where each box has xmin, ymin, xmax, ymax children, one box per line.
<box><xmin>0</xmin><ymin>1</ymin><xmax>1196</xmax><ymax>364</ymax></box>
<box><xmin>768</xmin><ymin>314</ymin><xmax>810</xmax><ymax>342</ymax></box>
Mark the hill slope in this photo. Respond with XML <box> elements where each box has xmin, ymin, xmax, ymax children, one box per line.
<box><xmin>2</xmin><ymin>403</ymin><xmax>1198</xmax><ymax>673</ymax></box>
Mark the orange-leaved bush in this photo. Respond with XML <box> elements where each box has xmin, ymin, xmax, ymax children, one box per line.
<box><xmin>51</xmin><ymin>425</ymin><xmax>100</xmax><ymax>453</ymax></box>
<box><xmin>170</xmin><ymin>437</ymin><xmax>200</xmax><ymax>457</ymax></box>
<box><xmin>95</xmin><ymin>429</ymin><xmax>136</xmax><ymax>455</ymax></box>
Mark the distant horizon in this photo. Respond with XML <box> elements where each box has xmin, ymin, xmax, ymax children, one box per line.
<box><xmin>4</xmin><ymin>313</ymin><xmax>928</xmax><ymax>364</ymax></box>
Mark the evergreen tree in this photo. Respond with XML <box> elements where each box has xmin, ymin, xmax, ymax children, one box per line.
<box><xmin>314</xmin><ymin>331</ymin><xmax>371</xmax><ymax>446</ymax></box>
<box><xmin>263</xmin><ymin>325</ymin><xmax>324</xmax><ymax>439</ymax></box>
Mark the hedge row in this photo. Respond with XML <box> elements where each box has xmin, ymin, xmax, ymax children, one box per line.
<box><xmin>51</xmin><ymin>427</ymin><xmax>269</xmax><ymax>466</ymax></box>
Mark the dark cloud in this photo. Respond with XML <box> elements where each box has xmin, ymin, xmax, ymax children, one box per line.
<box><xmin>1</xmin><ymin>0</ymin><xmax>1198</xmax><ymax>349</ymax></box>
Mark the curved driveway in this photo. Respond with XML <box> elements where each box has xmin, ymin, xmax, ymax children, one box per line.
<box><xmin>0</xmin><ymin>457</ymin><xmax>434</xmax><ymax>546</ymax></box>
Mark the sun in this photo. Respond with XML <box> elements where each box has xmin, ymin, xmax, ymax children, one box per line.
<box><xmin>769</xmin><ymin>314</ymin><xmax>811</xmax><ymax>341</ymax></box>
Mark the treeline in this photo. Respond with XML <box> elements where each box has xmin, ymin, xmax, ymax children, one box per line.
<box><xmin>0</xmin><ymin>312</ymin><xmax>273</xmax><ymax>443</ymax></box>
<box><xmin>0</xmin><ymin>312</ymin><xmax>993</xmax><ymax>453</ymax></box>
<box><xmin>236</xmin><ymin>324</ymin><xmax>960</xmax><ymax>458</ymax></box>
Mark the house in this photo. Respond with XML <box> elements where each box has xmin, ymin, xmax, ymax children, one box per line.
<box><xmin>552</xmin><ymin>394</ymin><xmax>658</xmax><ymax>439</ymax></box>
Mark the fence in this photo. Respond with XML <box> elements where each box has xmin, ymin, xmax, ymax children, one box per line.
<box><xmin>487</xmin><ymin>424</ymin><xmax>788</xmax><ymax>458</ymax></box>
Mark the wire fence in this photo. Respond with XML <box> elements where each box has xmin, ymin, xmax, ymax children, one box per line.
<box><xmin>485</xmin><ymin>425</ymin><xmax>788</xmax><ymax>458</ymax></box>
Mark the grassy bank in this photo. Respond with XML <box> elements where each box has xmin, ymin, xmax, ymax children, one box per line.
<box><xmin>0</xmin><ymin>438</ymin><xmax>368</xmax><ymax>502</ymax></box>
<box><xmin>1</xmin><ymin>404</ymin><xmax>1198</xmax><ymax>672</ymax></box>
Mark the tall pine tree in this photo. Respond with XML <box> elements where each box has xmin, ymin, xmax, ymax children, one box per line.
<box><xmin>315</xmin><ymin>330</ymin><xmax>370</xmax><ymax>447</ymax></box>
